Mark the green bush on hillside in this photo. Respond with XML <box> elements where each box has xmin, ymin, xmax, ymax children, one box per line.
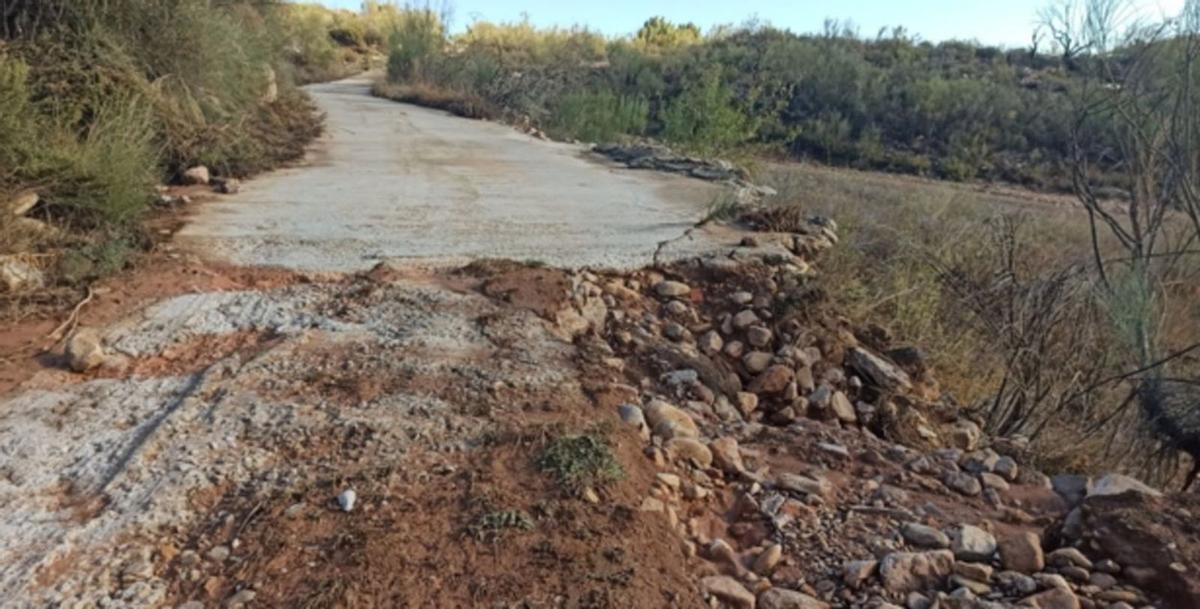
<box><xmin>378</xmin><ymin>13</ymin><xmax>1133</xmax><ymax>190</ymax></box>
<box><xmin>661</xmin><ymin>68</ymin><xmax>755</xmax><ymax>153</ymax></box>
<box><xmin>0</xmin><ymin>0</ymin><xmax>344</xmax><ymax>291</ymax></box>
<box><xmin>548</xmin><ymin>91</ymin><xmax>648</xmax><ymax>142</ymax></box>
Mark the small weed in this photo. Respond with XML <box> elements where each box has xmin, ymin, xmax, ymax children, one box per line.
<box><xmin>697</xmin><ymin>192</ymin><xmax>741</xmax><ymax>226</ymax></box>
<box><xmin>467</xmin><ymin>509</ymin><xmax>534</xmax><ymax>542</ymax></box>
<box><xmin>537</xmin><ymin>434</ymin><xmax>624</xmax><ymax>493</ymax></box>
<box><xmin>738</xmin><ymin>203</ymin><xmax>812</xmax><ymax>233</ymax></box>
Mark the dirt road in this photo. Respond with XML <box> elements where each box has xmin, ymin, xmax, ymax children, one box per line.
<box><xmin>177</xmin><ymin>77</ymin><xmax>724</xmax><ymax>271</ymax></box>
<box><xmin>1</xmin><ymin>77</ymin><xmax>1106</xmax><ymax>609</ymax></box>
<box><xmin>0</xmin><ymin>77</ymin><xmax>739</xmax><ymax>607</ymax></box>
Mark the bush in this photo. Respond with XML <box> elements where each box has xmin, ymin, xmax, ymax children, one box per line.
<box><xmin>372</xmin><ymin>15</ymin><xmax>1132</xmax><ymax>191</ymax></box>
<box><xmin>0</xmin><ymin>0</ymin><xmax>325</xmax><ymax>292</ymax></box>
<box><xmin>537</xmin><ymin>434</ymin><xmax>624</xmax><ymax>493</ymax></box>
<box><xmin>661</xmin><ymin>68</ymin><xmax>755</xmax><ymax>153</ymax></box>
<box><xmin>386</xmin><ymin>8</ymin><xmax>445</xmax><ymax>82</ymax></box>
<box><xmin>0</xmin><ymin>52</ymin><xmax>157</xmax><ymax>229</ymax></box>
<box><xmin>548</xmin><ymin>91</ymin><xmax>648</xmax><ymax>142</ymax></box>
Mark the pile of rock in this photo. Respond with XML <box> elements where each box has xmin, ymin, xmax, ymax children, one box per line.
<box><xmin>593</xmin><ymin>142</ymin><xmax>748</xmax><ymax>182</ymax></box>
<box><xmin>844</xmin><ymin>519</ymin><xmax>1157</xmax><ymax>609</ymax></box>
<box><xmin>545</xmin><ymin>215</ymin><xmax>1176</xmax><ymax>609</ymax></box>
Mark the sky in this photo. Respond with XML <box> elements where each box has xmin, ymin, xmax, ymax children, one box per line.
<box><xmin>318</xmin><ymin>0</ymin><xmax>1186</xmax><ymax>48</ymax></box>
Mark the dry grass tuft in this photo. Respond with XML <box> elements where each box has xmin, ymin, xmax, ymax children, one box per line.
<box><xmin>371</xmin><ymin>80</ymin><xmax>496</xmax><ymax>120</ymax></box>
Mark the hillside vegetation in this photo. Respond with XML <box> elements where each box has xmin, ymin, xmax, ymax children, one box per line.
<box><xmin>0</xmin><ymin>1</ymin><xmax>393</xmax><ymax>304</ymax></box>
<box><xmin>380</xmin><ymin>13</ymin><xmax>1132</xmax><ymax>191</ymax></box>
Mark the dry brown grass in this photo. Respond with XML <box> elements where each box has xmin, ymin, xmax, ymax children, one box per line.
<box><xmin>371</xmin><ymin>80</ymin><xmax>496</xmax><ymax>120</ymax></box>
<box><xmin>756</xmin><ymin>161</ymin><xmax>1200</xmax><ymax>479</ymax></box>
<box><xmin>758</xmin><ymin>162</ymin><xmax>1097</xmax><ymax>403</ymax></box>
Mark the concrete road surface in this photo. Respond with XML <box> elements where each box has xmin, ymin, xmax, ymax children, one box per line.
<box><xmin>178</xmin><ymin>76</ymin><xmax>727</xmax><ymax>271</ymax></box>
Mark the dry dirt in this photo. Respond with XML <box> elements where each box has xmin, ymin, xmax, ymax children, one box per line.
<box><xmin>0</xmin><ymin>235</ymin><xmax>1182</xmax><ymax>609</ymax></box>
<box><xmin>1</xmin><ymin>259</ymin><xmax>701</xmax><ymax>608</ymax></box>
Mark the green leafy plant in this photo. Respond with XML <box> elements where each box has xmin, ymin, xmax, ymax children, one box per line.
<box><xmin>661</xmin><ymin>68</ymin><xmax>755</xmax><ymax>154</ymax></box>
<box><xmin>537</xmin><ymin>434</ymin><xmax>624</xmax><ymax>493</ymax></box>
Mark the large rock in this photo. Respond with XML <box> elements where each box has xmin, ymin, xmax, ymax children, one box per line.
<box><xmin>757</xmin><ymin>587</ymin><xmax>829</xmax><ymax>609</ymax></box>
<box><xmin>0</xmin><ymin>256</ymin><xmax>44</xmax><ymax>292</ymax></box>
<box><xmin>643</xmin><ymin>400</ymin><xmax>699</xmax><ymax>439</ymax></box>
<box><xmin>878</xmin><ymin>550</ymin><xmax>955</xmax><ymax>593</ymax></box>
<box><xmin>654</xmin><ymin>280</ymin><xmax>691</xmax><ymax>298</ymax></box>
<box><xmin>951</xmin><ymin>525</ymin><xmax>997</xmax><ymax>562</ymax></box>
<box><xmin>732</xmin><ymin>309</ymin><xmax>760</xmax><ymax>329</ymax></box>
<box><xmin>749</xmin><ymin>365</ymin><xmax>794</xmax><ymax>394</ymax></box>
<box><xmin>944</xmin><ymin>471</ymin><xmax>982</xmax><ymax>496</ymax></box>
<box><xmin>698</xmin><ymin>330</ymin><xmax>724</xmax><ymax>353</ymax></box>
<box><xmin>701</xmin><ymin>575</ymin><xmax>755</xmax><ymax>609</ymax></box>
<box><xmin>182</xmin><ymin>165</ymin><xmax>210</xmax><ymax>185</ymax></box>
<box><xmin>3</xmin><ymin>191</ymin><xmax>38</xmax><ymax>216</ymax></box>
<box><xmin>709</xmin><ymin>436</ymin><xmax>745</xmax><ymax>474</ymax></box>
<box><xmin>617</xmin><ymin>404</ymin><xmax>649</xmax><ymax>440</ymax></box>
<box><xmin>776</xmin><ymin>472</ymin><xmax>832</xmax><ymax>499</ymax></box>
<box><xmin>752</xmin><ymin>544</ymin><xmax>783</xmax><ymax>575</ymax></box>
<box><xmin>961</xmin><ymin>449</ymin><xmax>1000</xmax><ymax>474</ymax></box>
<box><xmin>1088</xmin><ymin>473</ymin><xmax>1162</xmax><ymax>499</ymax></box>
<box><xmin>946</xmin><ymin>420</ymin><xmax>982</xmax><ymax>451</ymax></box>
<box><xmin>1046</xmin><ymin>547</ymin><xmax>1092</xmax><ymax>570</ymax></box>
<box><xmin>66</xmin><ymin>328</ymin><xmax>106</xmax><ymax>373</ymax></box>
<box><xmin>743</xmin><ymin>351</ymin><xmax>774</xmax><ymax>374</ymax></box>
<box><xmin>998</xmin><ymin>532</ymin><xmax>1044</xmax><ymax>573</ymax></box>
<box><xmin>1019</xmin><ymin>587</ymin><xmax>1080</xmax><ymax>609</ymax></box>
<box><xmin>746</xmin><ymin>326</ymin><xmax>772</xmax><ymax>348</ymax></box>
<box><xmin>1051</xmin><ymin>474</ymin><xmax>1091</xmax><ymax>505</ymax></box>
<box><xmin>901</xmin><ymin>522</ymin><xmax>950</xmax><ymax>549</ymax></box>
<box><xmin>829</xmin><ymin>391</ymin><xmax>857</xmax><ymax>424</ymax></box>
<box><xmin>843</xmin><ymin>560</ymin><xmax>878</xmax><ymax>589</ymax></box>
<box><xmin>665</xmin><ymin>438</ymin><xmax>712</xmax><ymax>468</ymax></box>
<box><xmin>846</xmin><ymin>347</ymin><xmax>912</xmax><ymax>390</ymax></box>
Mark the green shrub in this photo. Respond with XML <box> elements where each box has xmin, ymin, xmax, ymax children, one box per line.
<box><xmin>661</xmin><ymin>68</ymin><xmax>755</xmax><ymax>153</ymax></box>
<box><xmin>0</xmin><ymin>0</ymin><xmax>325</xmax><ymax>289</ymax></box>
<box><xmin>386</xmin><ymin>8</ymin><xmax>445</xmax><ymax>82</ymax></box>
<box><xmin>368</xmin><ymin>17</ymin><xmax>1137</xmax><ymax>191</ymax></box>
<box><xmin>0</xmin><ymin>52</ymin><xmax>156</xmax><ymax>228</ymax></box>
<box><xmin>634</xmin><ymin>17</ymin><xmax>701</xmax><ymax>52</ymax></box>
<box><xmin>537</xmin><ymin>434</ymin><xmax>624</xmax><ymax>493</ymax></box>
<box><xmin>548</xmin><ymin>91</ymin><xmax>648</xmax><ymax>142</ymax></box>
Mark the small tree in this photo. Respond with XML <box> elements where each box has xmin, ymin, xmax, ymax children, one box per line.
<box><xmin>1047</xmin><ymin>0</ymin><xmax>1200</xmax><ymax>487</ymax></box>
<box><xmin>661</xmin><ymin>67</ymin><xmax>755</xmax><ymax>154</ymax></box>
<box><xmin>634</xmin><ymin>17</ymin><xmax>701</xmax><ymax>52</ymax></box>
<box><xmin>386</xmin><ymin>5</ymin><xmax>449</xmax><ymax>83</ymax></box>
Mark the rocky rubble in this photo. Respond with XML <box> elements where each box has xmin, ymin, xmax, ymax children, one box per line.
<box><xmin>543</xmin><ymin>216</ymin><xmax>1179</xmax><ymax>609</ymax></box>
<box><xmin>3</xmin><ymin>202</ymin><xmax>1191</xmax><ymax>607</ymax></box>
<box><xmin>593</xmin><ymin>142</ymin><xmax>777</xmax><ymax>206</ymax></box>
<box><xmin>594</xmin><ymin>142</ymin><xmax>749</xmax><ymax>182</ymax></box>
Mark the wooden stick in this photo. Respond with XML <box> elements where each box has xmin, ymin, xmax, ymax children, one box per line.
<box><xmin>46</xmin><ymin>286</ymin><xmax>94</xmax><ymax>346</ymax></box>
